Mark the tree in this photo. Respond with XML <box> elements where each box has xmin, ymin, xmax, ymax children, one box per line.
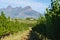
<box><xmin>32</xmin><ymin>0</ymin><xmax>60</xmax><ymax>40</ymax></box>
<box><xmin>1</xmin><ymin>11</ymin><xmax>6</xmax><ymax>19</ymax></box>
<box><xmin>26</xmin><ymin>17</ymin><xmax>31</xmax><ymax>20</ymax></box>
<box><xmin>45</xmin><ymin>0</ymin><xmax>60</xmax><ymax>40</ymax></box>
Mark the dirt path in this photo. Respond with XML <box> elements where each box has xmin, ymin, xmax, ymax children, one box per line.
<box><xmin>1</xmin><ymin>27</ymin><xmax>32</xmax><ymax>40</ymax></box>
<box><xmin>20</xmin><ymin>27</ymin><xmax>32</xmax><ymax>40</ymax></box>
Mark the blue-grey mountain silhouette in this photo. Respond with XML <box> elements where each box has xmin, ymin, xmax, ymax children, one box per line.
<box><xmin>0</xmin><ymin>6</ymin><xmax>40</xmax><ymax>19</ymax></box>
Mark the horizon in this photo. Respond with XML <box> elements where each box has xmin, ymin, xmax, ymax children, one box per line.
<box><xmin>0</xmin><ymin>0</ymin><xmax>51</xmax><ymax>13</ymax></box>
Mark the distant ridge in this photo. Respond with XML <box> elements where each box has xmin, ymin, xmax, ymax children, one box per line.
<box><xmin>0</xmin><ymin>6</ymin><xmax>40</xmax><ymax>19</ymax></box>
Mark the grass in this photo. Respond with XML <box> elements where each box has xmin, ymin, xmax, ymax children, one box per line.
<box><xmin>0</xmin><ymin>19</ymin><xmax>37</xmax><ymax>40</ymax></box>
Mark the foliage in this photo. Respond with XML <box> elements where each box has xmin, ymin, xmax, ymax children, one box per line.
<box><xmin>32</xmin><ymin>0</ymin><xmax>60</xmax><ymax>40</ymax></box>
<box><xmin>26</xmin><ymin>17</ymin><xmax>31</xmax><ymax>20</ymax></box>
<box><xmin>45</xmin><ymin>0</ymin><xmax>60</xmax><ymax>39</ymax></box>
<box><xmin>0</xmin><ymin>11</ymin><xmax>34</xmax><ymax>38</ymax></box>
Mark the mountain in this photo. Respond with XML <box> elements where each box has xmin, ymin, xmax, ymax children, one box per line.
<box><xmin>0</xmin><ymin>6</ymin><xmax>40</xmax><ymax>19</ymax></box>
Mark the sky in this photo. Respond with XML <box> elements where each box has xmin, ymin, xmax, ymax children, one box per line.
<box><xmin>0</xmin><ymin>0</ymin><xmax>51</xmax><ymax>13</ymax></box>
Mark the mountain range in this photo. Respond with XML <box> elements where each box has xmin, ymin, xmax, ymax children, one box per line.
<box><xmin>0</xmin><ymin>6</ymin><xmax>40</xmax><ymax>19</ymax></box>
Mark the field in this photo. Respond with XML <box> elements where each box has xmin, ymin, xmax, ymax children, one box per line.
<box><xmin>0</xmin><ymin>17</ymin><xmax>37</xmax><ymax>39</ymax></box>
<box><xmin>18</xmin><ymin>20</ymin><xmax>37</xmax><ymax>27</ymax></box>
<box><xmin>1</xmin><ymin>0</ymin><xmax>60</xmax><ymax>40</ymax></box>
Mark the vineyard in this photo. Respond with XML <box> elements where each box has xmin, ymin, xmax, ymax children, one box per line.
<box><xmin>0</xmin><ymin>11</ymin><xmax>36</xmax><ymax>39</ymax></box>
<box><xmin>0</xmin><ymin>0</ymin><xmax>60</xmax><ymax>40</ymax></box>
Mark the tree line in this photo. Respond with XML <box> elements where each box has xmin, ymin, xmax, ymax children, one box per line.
<box><xmin>32</xmin><ymin>0</ymin><xmax>60</xmax><ymax>40</ymax></box>
<box><xmin>0</xmin><ymin>11</ymin><xmax>29</xmax><ymax>38</ymax></box>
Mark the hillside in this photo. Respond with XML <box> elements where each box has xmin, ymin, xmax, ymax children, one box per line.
<box><xmin>0</xmin><ymin>6</ymin><xmax>40</xmax><ymax>19</ymax></box>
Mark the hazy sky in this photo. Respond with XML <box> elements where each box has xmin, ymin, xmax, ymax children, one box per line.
<box><xmin>0</xmin><ymin>0</ymin><xmax>51</xmax><ymax>13</ymax></box>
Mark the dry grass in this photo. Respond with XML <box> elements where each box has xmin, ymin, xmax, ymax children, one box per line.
<box><xmin>0</xmin><ymin>20</ymin><xmax>36</xmax><ymax>40</ymax></box>
<box><xmin>1</xmin><ymin>27</ymin><xmax>32</xmax><ymax>40</ymax></box>
<box><xmin>17</xmin><ymin>19</ymin><xmax>36</xmax><ymax>23</ymax></box>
